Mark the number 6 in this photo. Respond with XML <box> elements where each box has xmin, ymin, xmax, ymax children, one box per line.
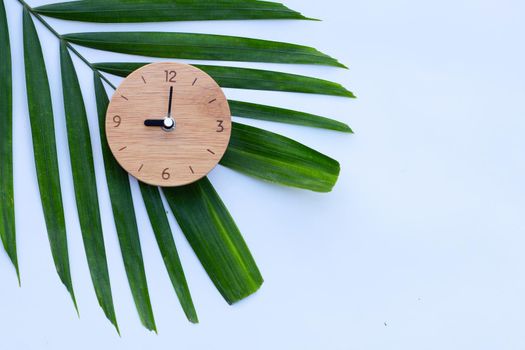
<box><xmin>162</xmin><ymin>168</ymin><xmax>170</xmax><ymax>180</ymax></box>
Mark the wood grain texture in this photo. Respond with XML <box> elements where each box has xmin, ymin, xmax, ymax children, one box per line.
<box><xmin>106</xmin><ymin>62</ymin><xmax>231</xmax><ymax>187</ymax></box>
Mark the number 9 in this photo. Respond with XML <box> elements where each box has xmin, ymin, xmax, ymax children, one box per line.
<box><xmin>113</xmin><ymin>115</ymin><xmax>121</xmax><ymax>127</ymax></box>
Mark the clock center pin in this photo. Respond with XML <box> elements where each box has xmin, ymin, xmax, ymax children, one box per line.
<box><xmin>163</xmin><ymin>117</ymin><xmax>175</xmax><ymax>132</ymax></box>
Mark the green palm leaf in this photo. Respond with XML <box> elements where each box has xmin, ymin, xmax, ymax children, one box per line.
<box><xmin>34</xmin><ymin>0</ymin><xmax>311</xmax><ymax>22</ymax></box>
<box><xmin>22</xmin><ymin>8</ymin><xmax>76</xmax><ymax>307</ymax></box>
<box><xmin>139</xmin><ymin>183</ymin><xmax>198</xmax><ymax>323</ymax></box>
<box><xmin>93</xmin><ymin>62</ymin><xmax>354</xmax><ymax>97</ymax></box>
<box><xmin>163</xmin><ymin>178</ymin><xmax>263</xmax><ymax>304</ymax></box>
<box><xmin>221</xmin><ymin>122</ymin><xmax>340</xmax><ymax>192</ymax></box>
<box><xmin>94</xmin><ymin>74</ymin><xmax>156</xmax><ymax>332</ymax></box>
<box><xmin>229</xmin><ymin>100</ymin><xmax>353</xmax><ymax>132</ymax></box>
<box><xmin>60</xmin><ymin>43</ymin><xmax>119</xmax><ymax>332</ymax></box>
<box><xmin>0</xmin><ymin>0</ymin><xmax>18</xmax><ymax>279</ymax></box>
<box><xmin>63</xmin><ymin>32</ymin><xmax>346</xmax><ymax>67</ymax></box>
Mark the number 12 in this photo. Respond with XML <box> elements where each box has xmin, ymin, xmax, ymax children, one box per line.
<box><xmin>164</xmin><ymin>70</ymin><xmax>176</xmax><ymax>82</ymax></box>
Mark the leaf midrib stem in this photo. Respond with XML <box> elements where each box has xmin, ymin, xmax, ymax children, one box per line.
<box><xmin>15</xmin><ymin>0</ymin><xmax>116</xmax><ymax>90</ymax></box>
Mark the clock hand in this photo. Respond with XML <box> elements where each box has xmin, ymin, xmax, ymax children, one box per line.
<box><xmin>167</xmin><ymin>85</ymin><xmax>174</xmax><ymax>118</ymax></box>
<box><xmin>144</xmin><ymin>117</ymin><xmax>175</xmax><ymax>130</ymax></box>
<box><xmin>144</xmin><ymin>119</ymin><xmax>164</xmax><ymax>127</ymax></box>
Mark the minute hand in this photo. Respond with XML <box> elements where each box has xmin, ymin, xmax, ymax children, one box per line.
<box><xmin>167</xmin><ymin>85</ymin><xmax>174</xmax><ymax>117</ymax></box>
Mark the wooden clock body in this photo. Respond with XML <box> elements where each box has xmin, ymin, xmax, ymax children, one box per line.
<box><xmin>106</xmin><ymin>62</ymin><xmax>231</xmax><ymax>187</ymax></box>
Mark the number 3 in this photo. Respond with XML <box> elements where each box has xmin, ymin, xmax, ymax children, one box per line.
<box><xmin>216</xmin><ymin>120</ymin><xmax>224</xmax><ymax>132</ymax></box>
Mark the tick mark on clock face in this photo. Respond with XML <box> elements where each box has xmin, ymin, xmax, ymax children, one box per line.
<box><xmin>208</xmin><ymin>98</ymin><xmax>217</xmax><ymax>104</ymax></box>
<box><xmin>121</xmin><ymin>95</ymin><xmax>129</xmax><ymax>101</ymax></box>
<box><xmin>192</xmin><ymin>78</ymin><xmax>198</xmax><ymax>86</ymax></box>
<box><xmin>141</xmin><ymin>76</ymin><xmax>147</xmax><ymax>84</ymax></box>
<box><xmin>189</xmin><ymin>166</ymin><xmax>195</xmax><ymax>174</ymax></box>
<box><xmin>207</xmin><ymin>149</ymin><xmax>215</xmax><ymax>155</ymax></box>
<box><xmin>138</xmin><ymin>164</ymin><xmax>144</xmax><ymax>172</ymax></box>
<box><xmin>119</xmin><ymin>146</ymin><xmax>127</xmax><ymax>151</ymax></box>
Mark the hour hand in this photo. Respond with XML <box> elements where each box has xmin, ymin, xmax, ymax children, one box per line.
<box><xmin>144</xmin><ymin>119</ymin><xmax>165</xmax><ymax>127</ymax></box>
<box><xmin>144</xmin><ymin>117</ymin><xmax>175</xmax><ymax>130</ymax></box>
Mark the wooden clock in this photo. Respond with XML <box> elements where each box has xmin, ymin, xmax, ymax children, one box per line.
<box><xmin>106</xmin><ymin>62</ymin><xmax>232</xmax><ymax>187</ymax></box>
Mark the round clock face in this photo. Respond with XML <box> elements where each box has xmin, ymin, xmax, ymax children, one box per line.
<box><xmin>106</xmin><ymin>62</ymin><xmax>232</xmax><ymax>187</ymax></box>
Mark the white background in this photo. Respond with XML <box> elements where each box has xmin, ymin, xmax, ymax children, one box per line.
<box><xmin>1</xmin><ymin>0</ymin><xmax>525</xmax><ymax>349</ymax></box>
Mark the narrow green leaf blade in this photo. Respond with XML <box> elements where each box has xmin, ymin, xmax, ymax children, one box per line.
<box><xmin>35</xmin><ymin>0</ymin><xmax>311</xmax><ymax>23</ymax></box>
<box><xmin>229</xmin><ymin>100</ymin><xmax>353</xmax><ymax>132</ymax></box>
<box><xmin>59</xmin><ymin>43</ymin><xmax>118</xmax><ymax>332</ymax></box>
<box><xmin>221</xmin><ymin>122</ymin><xmax>340</xmax><ymax>192</ymax></box>
<box><xmin>64</xmin><ymin>32</ymin><xmax>346</xmax><ymax>68</ymax></box>
<box><xmin>94</xmin><ymin>74</ymin><xmax>156</xmax><ymax>332</ymax></box>
<box><xmin>0</xmin><ymin>0</ymin><xmax>18</xmax><ymax>278</ymax></box>
<box><xmin>93</xmin><ymin>62</ymin><xmax>354</xmax><ymax>97</ymax></box>
<box><xmin>139</xmin><ymin>183</ymin><xmax>198</xmax><ymax>323</ymax></box>
<box><xmin>23</xmin><ymin>8</ymin><xmax>76</xmax><ymax>307</ymax></box>
<box><xmin>163</xmin><ymin>178</ymin><xmax>263</xmax><ymax>304</ymax></box>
